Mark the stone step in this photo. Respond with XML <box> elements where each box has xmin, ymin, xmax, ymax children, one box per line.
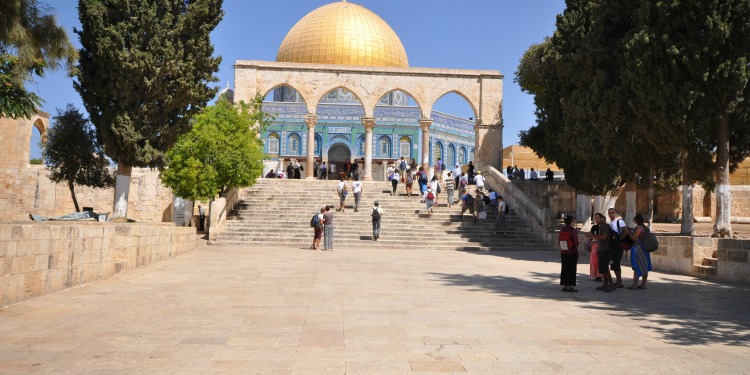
<box><xmin>693</xmin><ymin>265</ymin><xmax>717</xmax><ymax>276</ymax></box>
<box><xmin>210</xmin><ymin>239</ymin><xmax>548</xmax><ymax>251</ymax></box>
<box><xmin>701</xmin><ymin>257</ymin><xmax>718</xmax><ymax>267</ymax></box>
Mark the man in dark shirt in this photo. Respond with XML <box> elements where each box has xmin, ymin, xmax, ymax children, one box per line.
<box><xmin>586</xmin><ymin>213</ymin><xmax>615</xmax><ymax>292</ymax></box>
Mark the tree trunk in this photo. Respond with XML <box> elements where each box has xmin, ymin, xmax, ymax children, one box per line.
<box><xmin>576</xmin><ymin>194</ymin><xmax>592</xmax><ymax>231</ymax></box>
<box><xmin>713</xmin><ymin>117</ymin><xmax>733</xmax><ymax>238</ymax></box>
<box><xmin>680</xmin><ymin>149</ymin><xmax>694</xmax><ymax>235</ymax></box>
<box><xmin>112</xmin><ymin>163</ymin><xmax>133</xmax><ymax>220</ymax></box>
<box><xmin>68</xmin><ymin>180</ymin><xmax>80</xmax><ymax>212</ymax></box>
<box><xmin>647</xmin><ymin>167</ymin><xmax>654</xmax><ymax>227</ymax></box>
<box><xmin>625</xmin><ymin>175</ymin><xmax>637</xmax><ymax>226</ymax></box>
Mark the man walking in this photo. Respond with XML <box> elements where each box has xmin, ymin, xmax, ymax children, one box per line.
<box><xmin>337</xmin><ymin>178</ymin><xmax>348</xmax><ymax>212</ymax></box>
<box><xmin>322</xmin><ymin>206</ymin><xmax>335</xmax><ymax>251</ymax></box>
<box><xmin>371</xmin><ymin>201</ymin><xmax>383</xmax><ymax>241</ymax></box>
<box><xmin>607</xmin><ymin>208</ymin><xmax>629</xmax><ymax>288</ymax></box>
<box><xmin>352</xmin><ymin>179</ymin><xmax>363</xmax><ymax>212</ymax></box>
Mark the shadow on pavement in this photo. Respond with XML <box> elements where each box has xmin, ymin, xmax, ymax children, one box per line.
<box><xmin>429</xmin><ymin>267</ymin><xmax>750</xmax><ymax>347</ymax></box>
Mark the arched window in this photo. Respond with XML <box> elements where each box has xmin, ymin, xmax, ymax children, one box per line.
<box><xmin>268</xmin><ymin>133</ymin><xmax>280</xmax><ymax>154</ymax></box>
<box><xmin>378</xmin><ymin>136</ymin><xmax>391</xmax><ymax>158</ymax></box>
<box><xmin>434</xmin><ymin>142</ymin><xmax>444</xmax><ymax>165</ymax></box>
<box><xmin>314</xmin><ymin>134</ymin><xmax>322</xmax><ymax>156</ymax></box>
<box><xmin>458</xmin><ymin>146</ymin><xmax>467</xmax><ymax>166</ymax></box>
<box><xmin>447</xmin><ymin>144</ymin><xmax>456</xmax><ymax>167</ymax></box>
<box><xmin>288</xmin><ymin>133</ymin><xmax>301</xmax><ymax>155</ymax></box>
<box><xmin>399</xmin><ymin>136</ymin><xmax>411</xmax><ymax>159</ymax></box>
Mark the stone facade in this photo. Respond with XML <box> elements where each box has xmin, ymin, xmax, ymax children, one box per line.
<box><xmin>0</xmin><ymin>222</ymin><xmax>196</xmax><ymax>307</ymax></box>
<box><xmin>234</xmin><ymin>61</ymin><xmax>504</xmax><ymax>175</ymax></box>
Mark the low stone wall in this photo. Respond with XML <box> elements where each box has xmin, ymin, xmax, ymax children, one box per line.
<box><xmin>0</xmin><ymin>221</ymin><xmax>197</xmax><ymax>307</ymax></box>
<box><xmin>716</xmin><ymin>239</ymin><xmax>750</xmax><ymax>284</ymax></box>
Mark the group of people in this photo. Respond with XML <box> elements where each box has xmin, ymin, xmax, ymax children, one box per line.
<box><xmin>507</xmin><ymin>165</ymin><xmax>554</xmax><ymax>181</ymax></box>
<box><xmin>558</xmin><ymin>208</ymin><xmax>653</xmax><ymax>292</ymax></box>
<box><xmin>310</xmin><ymin>179</ymin><xmax>383</xmax><ymax>250</ymax></box>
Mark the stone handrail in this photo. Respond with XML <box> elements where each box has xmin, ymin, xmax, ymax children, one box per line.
<box><xmin>208</xmin><ymin>187</ymin><xmax>243</xmax><ymax>243</ymax></box>
<box><xmin>484</xmin><ymin>167</ymin><xmax>554</xmax><ymax>245</ymax></box>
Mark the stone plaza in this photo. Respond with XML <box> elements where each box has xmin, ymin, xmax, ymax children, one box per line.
<box><xmin>1</xmin><ymin>242</ymin><xmax>748</xmax><ymax>374</ymax></box>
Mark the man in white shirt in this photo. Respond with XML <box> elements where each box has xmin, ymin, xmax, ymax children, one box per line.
<box><xmin>336</xmin><ymin>178</ymin><xmax>347</xmax><ymax>212</ymax></box>
<box><xmin>607</xmin><ymin>208</ymin><xmax>629</xmax><ymax>288</ymax></box>
<box><xmin>329</xmin><ymin>163</ymin><xmax>336</xmax><ymax>180</ymax></box>
<box><xmin>529</xmin><ymin>168</ymin><xmax>539</xmax><ymax>180</ymax></box>
<box><xmin>352</xmin><ymin>180</ymin><xmax>363</xmax><ymax>212</ymax></box>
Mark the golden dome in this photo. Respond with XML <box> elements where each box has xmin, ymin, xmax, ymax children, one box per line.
<box><xmin>276</xmin><ymin>1</ymin><xmax>409</xmax><ymax>68</ymax></box>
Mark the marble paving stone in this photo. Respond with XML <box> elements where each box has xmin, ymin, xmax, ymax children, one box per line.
<box><xmin>0</xmin><ymin>243</ymin><xmax>748</xmax><ymax>374</ymax></box>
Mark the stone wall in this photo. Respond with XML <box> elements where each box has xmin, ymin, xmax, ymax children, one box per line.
<box><xmin>716</xmin><ymin>239</ymin><xmax>750</xmax><ymax>284</ymax></box>
<box><xmin>511</xmin><ymin>180</ymin><xmax>750</xmax><ymax>222</ymax></box>
<box><xmin>0</xmin><ymin>222</ymin><xmax>197</xmax><ymax>307</ymax></box>
<box><xmin>2</xmin><ymin>165</ymin><xmax>174</xmax><ymax>223</ymax></box>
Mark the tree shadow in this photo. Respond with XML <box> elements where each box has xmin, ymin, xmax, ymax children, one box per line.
<box><xmin>429</xmin><ymin>262</ymin><xmax>750</xmax><ymax>347</ymax></box>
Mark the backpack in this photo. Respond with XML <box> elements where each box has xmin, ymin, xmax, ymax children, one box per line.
<box><xmin>642</xmin><ymin>226</ymin><xmax>659</xmax><ymax>252</ymax></box>
<box><xmin>559</xmin><ymin>226</ymin><xmax>577</xmax><ymax>252</ymax></box>
<box><xmin>371</xmin><ymin>207</ymin><xmax>381</xmax><ymax>221</ymax></box>
<box><xmin>427</xmin><ymin>191</ymin><xmax>435</xmax><ymax>200</ymax></box>
<box><xmin>607</xmin><ymin>222</ymin><xmax>622</xmax><ymax>251</ymax></box>
<box><xmin>406</xmin><ymin>174</ymin><xmax>413</xmax><ymax>184</ymax></box>
<box><xmin>437</xmin><ymin>183</ymin><xmax>442</xmax><ymax>194</ymax></box>
<box><xmin>464</xmin><ymin>194</ymin><xmax>474</xmax><ymax>205</ymax></box>
<box><xmin>460</xmin><ymin>178</ymin><xmax>467</xmax><ymax>187</ymax></box>
<box><xmin>399</xmin><ymin>160</ymin><xmax>406</xmax><ymax>170</ymax></box>
<box><xmin>310</xmin><ymin>213</ymin><xmax>320</xmax><ymax>227</ymax></box>
<box><xmin>483</xmin><ymin>195</ymin><xmax>491</xmax><ymax>205</ymax></box>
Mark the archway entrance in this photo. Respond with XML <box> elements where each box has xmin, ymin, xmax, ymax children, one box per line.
<box><xmin>328</xmin><ymin>143</ymin><xmax>351</xmax><ymax>179</ymax></box>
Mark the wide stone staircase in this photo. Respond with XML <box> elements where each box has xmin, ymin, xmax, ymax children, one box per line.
<box><xmin>211</xmin><ymin>178</ymin><xmax>554</xmax><ymax>251</ymax></box>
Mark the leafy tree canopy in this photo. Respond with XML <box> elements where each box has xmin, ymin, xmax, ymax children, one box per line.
<box><xmin>161</xmin><ymin>97</ymin><xmax>271</xmax><ymax>201</ymax></box>
<box><xmin>74</xmin><ymin>0</ymin><xmax>223</xmax><ymax>169</ymax></box>
<box><xmin>0</xmin><ymin>0</ymin><xmax>75</xmax><ymax>119</ymax></box>
<box><xmin>43</xmin><ymin>104</ymin><xmax>115</xmax><ymax>212</ymax></box>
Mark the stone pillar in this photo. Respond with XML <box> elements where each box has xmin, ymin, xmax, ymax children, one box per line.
<box><xmin>419</xmin><ymin>118</ymin><xmax>432</xmax><ymax>169</ymax></box>
<box><xmin>305</xmin><ymin>114</ymin><xmax>317</xmax><ymax>179</ymax></box>
<box><xmin>474</xmin><ymin>118</ymin><xmax>503</xmax><ymax>170</ymax></box>
<box><xmin>361</xmin><ymin>117</ymin><xmax>376</xmax><ymax>181</ymax></box>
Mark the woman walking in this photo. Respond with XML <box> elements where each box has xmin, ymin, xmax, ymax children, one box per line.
<box><xmin>587</xmin><ymin>224</ymin><xmax>603</xmax><ymax>282</ymax></box>
<box><xmin>559</xmin><ymin>215</ymin><xmax>579</xmax><ymax>292</ymax></box>
<box><xmin>626</xmin><ymin>214</ymin><xmax>652</xmax><ymax>289</ymax></box>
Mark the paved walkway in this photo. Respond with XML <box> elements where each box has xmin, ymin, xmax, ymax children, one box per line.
<box><xmin>1</xmin><ymin>243</ymin><xmax>749</xmax><ymax>375</ymax></box>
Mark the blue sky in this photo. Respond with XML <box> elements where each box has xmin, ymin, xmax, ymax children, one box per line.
<box><xmin>28</xmin><ymin>0</ymin><xmax>566</xmax><ymax>158</ymax></box>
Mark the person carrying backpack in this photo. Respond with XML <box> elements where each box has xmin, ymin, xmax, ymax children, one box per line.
<box><xmin>559</xmin><ymin>215</ymin><xmax>579</xmax><ymax>292</ymax></box>
<box><xmin>371</xmin><ymin>201</ymin><xmax>383</xmax><ymax>241</ymax></box>
<box><xmin>606</xmin><ymin>208</ymin><xmax>629</xmax><ymax>288</ymax></box>
<box><xmin>625</xmin><ymin>214</ymin><xmax>653</xmax><ymax>290</ymax></box>
<box><xmin>310</xmin><ymin>207</ymin><xmax>325</xmax><ymax>251</ymax></box>
<box><xmin>460</xmin><ymin>191</ymin><xmax>476</xmax><ymax>222</ymax></box>
<box><xmin>424</xmin><ymin>188</ymin><xmax>436</xmax><ymax>217</ymax></box>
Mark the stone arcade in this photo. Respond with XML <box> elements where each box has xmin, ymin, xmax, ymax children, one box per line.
<box><xmin>231</xmin><ymin>1</ymin><xmax>504</xmax><ymax>179</ymax></box>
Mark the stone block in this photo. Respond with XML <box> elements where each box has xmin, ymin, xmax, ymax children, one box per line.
<box><xmin>0</xmin><ymin>274</ymin><xmax>9</xmax><ymax>306</ymax></box>
<box><xmin>0</xmin><ymin>256</ymin><xmax>7</xmax><ymax>276</ymax></box>
<box><xmin>81</xmin><ymin>264</ymin><xmax>100</xmax><ymax>283</ymax></box>
<box><xmin>0</xmin><ymin>240</ymin><xmax>15</xmax><ymax>257</ymax></box>
<box><xmin>47</xmin><ymin>268</ymin><xmax>70</xmax><ymax>293</ymax></box>
<box><xmin>31</xmin><ymin>226</ymin><xmax>51</xmax><ymax>240</ymax></box>
<box><xmin>11</xmin><ymin>225</ymin><xmax>30</xmax><ymax>241</ymax></box>
<box><xmin>35</xmin><ymin>254</ymin><xmax>48</xmax><ymax>271</ymax></box>
<box><xmin>23</xmin><ymin>270</ymin><xmax>46</xmax><ymax>299</ymax></box>
<box><xmin>11</xmin><ymin>255</ymin><xmax>35</xmax><ymax>274</ymax></box>
<box><xmin>0</xmin><ymin>225</ymin><xmax>12</xmax><ymax>241</ymax></box>
<box><xmin>718</xmin><ymin>249</ymin><xmax>749</xmax><ymax>263</ymax></box>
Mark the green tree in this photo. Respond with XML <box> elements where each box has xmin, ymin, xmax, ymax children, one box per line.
<box><xmin>625</xmin><ymin>0</ymin><xmax>750</xmax><ymax>236</ymax></box>
<box><xmin>0</xmin><ymin>0</ymin><xmax>76</xmax><ymax>119</ymax></box>
<box><xmin>161</xmin><ymin>97</ymin><xmax>270</xmax><ymax>201</ymax></box>
<box><xmin>43</xmin><ymin>104</ymin><xmax>115</xmax><ymax>212</ymax></box>
<box><xmin>74</xmin><ymin>0</ymin><xmax>223</xmax><ymax>220</ymax></box>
